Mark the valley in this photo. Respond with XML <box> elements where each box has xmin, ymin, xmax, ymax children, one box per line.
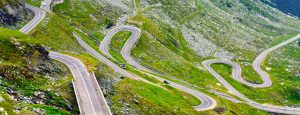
<box><xmin>0</xmin><ymin>0</ymin><xmax>299</xmax><ymax>114</ymax></box>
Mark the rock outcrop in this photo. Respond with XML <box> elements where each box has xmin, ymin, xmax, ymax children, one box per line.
<box><xmin>0</xmin><ymin>0</ymin><xmax>25</xmax><ymax>25</ymax></box>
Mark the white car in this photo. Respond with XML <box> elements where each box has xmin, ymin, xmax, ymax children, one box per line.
<box><xmin>42</xmin><ymin>2</ymin><xmax>47</xmax><ymax>6</ymax></box>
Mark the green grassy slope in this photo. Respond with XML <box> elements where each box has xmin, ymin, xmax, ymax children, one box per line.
<box><xmin>2</xmin><ymin>0</ymin><xmax>299</xmax><ymax>114</ymax></box>
<box><xmin>0</xmin><ymin>28</ymin><xmax>76</xmax><ymax>114</ymax></box>
<box><xmin>105</xmin><ymin>28</ymin><xmax>268</xmax><ymax>115</ymax></box>
<box><xmin>48</xmin><ymin>0</ymin><xmax>300</xmax><ymax>113</ymax></box>
<box><xmin>126</xmin><ymin>0</ymin><xmax>300</xmax><ymax>107</ymax></box>
<box><xmin>21</xmin><ymin>0</ymin><xmax>239</xmax><ymax>114</ymax></box>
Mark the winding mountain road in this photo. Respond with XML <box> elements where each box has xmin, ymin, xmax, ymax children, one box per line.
<box><xmin>203</xmin><ymin>58</ymin><xmax>300</xmax><ymax>114</ymax></box>
<box><xmin>41</xmin><ymin>0</ymin><xmax>52</xmax><ymax>12</ymax></box>
<box><xmin>19</xmin><ymin>0</ymin><xmax>300</xmax><ymax>114</ymax></box>
<box><xmin>19</xmin><ymin>4</ymin><xmax>45</xmax><ymax>34</ymax></box>
<box><xmin>101</xmin><ymin>25</ymin><xmax>300</xmax><ymax>114</ymax></box>
<box><xmin>73</xmin><ymin>33</ymin><xmax>143</xmax><ymax>81</ymax></box>
<box><xmin>205</xmin><ymin>35</ymin><xmax>300</xmax><ymax>88</ymax></box>
<box><xmin>19</xmin><ymin>2</ymin><xmax>112</xmax><ymax>115</ymax></box>
<box><xmin>100</xmin><ymin>26</ymin><xmax>151</xmax><ymax>72</ymax></box>
<box><xmin>204</xmin><ymin>59</ymin><xmax>270</xmax><ymax>88</ymax></box>
<box><xmin>203</xmin><ymin>34</ymin><xmax>300</xmax><ymax>114</ymax></box>
<box><xmin>98</xmin><ymin>26</ymin><xmax>217</xmax><ymax>111</ymax></box>
<box><xmin>252</xmin><ymin>34</ymin><xmax>300</xmax><ymax>87</ymax></box>
<box><xmin>100</xmin><ymin>26</ymin><xmax>139</xmax><ymax>61</ymax></box>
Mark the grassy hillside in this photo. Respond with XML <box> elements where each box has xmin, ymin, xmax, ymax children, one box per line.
<box><xmin>0</xmin><ymin>0</ymin><xmax>32</xmax><ymax>29</ymax></box>
<box><xmin>120</xmin><ymin>0</ymin><xmax>300</xmax><ymax>108</ymax></box>
<box><xmin>0</xmin><ymin>28</ymin><xmax>76</xmax><ymax>114</ymax></box>
<box><xmin>2</xmin><ymin>0</ymin><xmax>299</xmax><ymax>114</ymax></box>
<box><xmin>19</xmin><ymin>0</ymin><xmax>250</xmax><ymax>114</ymax></box>
<box><xmin>48</xmin><ymin>0</ymin><xmax>300</xmax><ymax>113</ymax></box>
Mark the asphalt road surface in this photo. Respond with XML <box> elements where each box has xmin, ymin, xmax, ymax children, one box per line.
<box><xmin>204</xmin><ymin>59</ymin><xmax>269</xmax><ymax>88</ymax></box>
<box><xmin>50</xmin><ymin>52</ymin><xmax>112</xmax><ymax>115</ymax></box>
<box><xmin>203</xmin><ymin>34</ymin><xmax>300</xmax><ymax>114</ymax></box>
<box><xmin>73</xmin><ymin>33</ymin><xmax>143</xmax><ymax>81</ymax></box>
<box><xmin>19</xmin><ymin>0</ymin><xmax>300</xmax><ymax>114</ymax></box>
<box><xmin>100</xmin><ymin>26</ymin><xmax>140</xmax><ymax>61</ymax></box>
<box><xmin>147</xmin><ymin>73</ymin><xmax>217</xmax><ymax>111</ymax></box>
<box><xmin>100</xmin><ymin>26</ymin><xmax>151</xmax><ymax>72</ymax></box>
<box><xmin>20</xmin><ymin>3</ymin><xmax>112</xmax><ymax>115</ymax></box>
<box><xmin>102</xmin><ymin>25</ymin><xmax>300</xmax><ymax>114</ymax></box>
<box><xmin>40</xmin><ymin>0</ymin><xmax>52</xmax><ymax>12</ymax></box>
<box><xmin>98</xmin><ymin>26</ymin><xmax>217</xmax><ymax>111</ymax></box>
<box><xmin>19</xmin><ymin>4</ymin><xmax>45</xmax><ymax>34</ymax></box>
<box><xmin>252</xmin><ymin>34</ymin><xmax>300</xmax><ymax>87</ymax></box>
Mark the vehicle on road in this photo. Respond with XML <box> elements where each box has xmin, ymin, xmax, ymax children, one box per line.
<box><xmin>163</xmin><ymin>80</ymin><xmax>169</xmax><ymax>84</ymax></box>
<box><xmin>120</xmin><ymin>76</ymin><xmax>126</xmax><ymax>79</ymax></box>
<box><xmin>120</xmin><ymin>64</ymin><xmax>127</xmax><ymax>69</ymax></box>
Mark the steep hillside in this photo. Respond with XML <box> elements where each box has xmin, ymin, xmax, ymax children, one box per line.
<box><xmin>0</xmin><ymin>0</ymin><xmax>25</xmax><ymax>25</ymax></box>
<box><xmin>47</xmin><ymin>0</ymin><xmax>300</xmax><ymax>114</ymax></box>
<box><xmin>0</xmin><ymin>0</ymin><xmax>34</xmax><ymax>29</ymax></box>
<box><xmin>139</xmin><ymin>0</ymin><xmax>300</xmax><ymax>60</ymax></box>
<box><xmin>95</xmin><ymin>0</ymin><xmax>300</xmax><ymax>109</ymax></box>
<box><xmin>128</xmin><ymin>0</ymin><xmax>300</xmax><ymax>107</ymax></box>
<box><xmin>0</xmin><ymin>28</ymin><xmax>79</xmax><ymax>114</ymax></box>
<box><xmin>2</xmin><ymin>0</ymin><xmax>300</xmax><ymax>114</ymax></box>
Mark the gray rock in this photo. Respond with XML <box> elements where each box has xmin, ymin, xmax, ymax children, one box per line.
<box><xmin>32</xmin><ymin>108</ymin><xmax>45</xmax><ymax>115</ymax></box>
<box><xmin>0</xmin><ymin>0</ymin><xmax>25</xmax><ymax>25</ymax></box>
<box><xmin>132</xmin><ymin>98</ymin><xmax>139</xmax><ymax>104</ymax></box>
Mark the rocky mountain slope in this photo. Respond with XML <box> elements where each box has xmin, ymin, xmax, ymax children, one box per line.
<box><xmin>1</xmin><ymin>0</ymin><xmax>300</xmax><ymax>114</ymax></box>
<box><xmin>0</xmin><ymin>28</ymin><xmax>78</xmax><ymax>114</ymax></box>
<box><xmin>0</xmin><ymin>0</ymin><xmax>25</xmax><ymax>25</ymax></box>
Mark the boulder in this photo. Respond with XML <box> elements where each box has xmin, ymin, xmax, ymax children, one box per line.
<box><xmin>213</xmin><ymin>107</ymin><xmax>226</xmax><ymax>114</ymax></box>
